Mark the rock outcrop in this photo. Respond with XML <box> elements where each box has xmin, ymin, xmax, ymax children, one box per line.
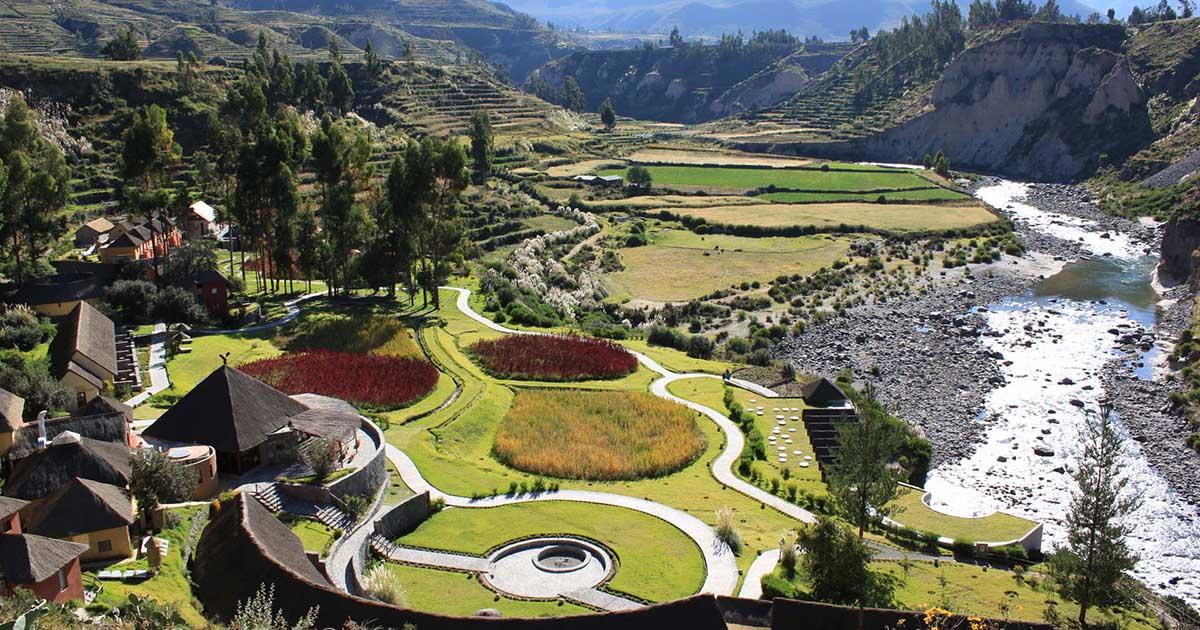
<box><xmin>1159</xmin><ymin>217</ymin><xmax>1200</xmax><ymax>285</ymax></box>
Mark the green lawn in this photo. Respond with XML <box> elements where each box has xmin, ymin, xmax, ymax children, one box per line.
<box><xmin>160</xmin><ymin>332</ymin><xmax>282</xmax><ymax>396</ymax></box>
<box><xmin>385</xmin><ymin>563</ymin><xmax>594</xmax><ymax>617</ymax></box>
<box><xmin>888</xmin><ymin>487</ymin><xmax>1038</xmax><ymax>544</ymax></box>
<box><xmin>523</xmin><ymin>214</ymin><xmax>578</xmax><ymax>233</ymax></box>
<box><xmin>289</xmin><ymin>517</ymin><xmax>339</xmax><ymax>556</ymax></box>
<box><xmin>758</xmin><ymin>188</ymin><xmax>970</xmax><ymax>203</ymax></box>
<box><xmin>90</xmin><ymin>506</ymin><xmax>209</xmax><ymax>627</ymax></box>
<box><xmin>597</xmin><ymin>165</ymin><xmax>932</xmax><ymax>192</ymax></box>
<box><xmin>397</xmin><ymin>501</ymin><xmax>705</xmax><ymax>602</ymax></box>
<box><xmin>606</xmin><ymin>235</ymin><xmax>852</xmax><ymax>302</ymax></box>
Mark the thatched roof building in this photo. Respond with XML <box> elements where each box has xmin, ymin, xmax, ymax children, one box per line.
<box><xmin>0</xmin><ymin>532</ymin><xmax>87</xmax><ymax>583</ymax></box>
<box><xmin>3</xmin><ymin>433</ymin><xmax>131</xmax><ymax>500</ymax></box>
<box><xmin>799</xmin><ymin>377</ymin><xmax>851</xmax><ymax>407</ymax></box>
<box><xmin>22</xmin><ymin>478</ymin><xmax>134</xmax><ymax>539</ymax></box>
<box><xmin>6</xmin><ymin>411</ymin><xmax>129</xmax><ymax>461</ymax></box>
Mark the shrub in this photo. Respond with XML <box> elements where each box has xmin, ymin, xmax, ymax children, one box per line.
<box><xmin>302</xmin><ymin>437</ymin><xmax>340</xmax><ymax>483</ymax></box>
<box><xmin>240</xmin><ymin>351</ymin><xmax>438</xmax><ymax>409</ymax></box>
<box><xmin>714</xmin><ymin>506</ymin><xmax>742</xmax><ymax>554</ymax></box>
<box><xmin>779</xmin><ymin>530</ymin><xmax>799</xmax><ymax>577</ymax></box>
<box><xmin>361</xmin><ymin>564</ymin><xmax>406</xmax><ymax>606</ymax></box>
<box><xmin>467</xmin><ymin>334</ymin><xmax>637</xmax><ymax>381</ymax></box>
<box><xmin>494</xmin><ymin>390</ymin><xmax>705</xmax><ymax>480</ymax></box>
<box><xmin>0</xmin><ymin>306</ymin><xmax>51</xmax><ymax>351</ymax></box>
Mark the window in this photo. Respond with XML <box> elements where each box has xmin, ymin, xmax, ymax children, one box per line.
<box><xmin>57</xmin><ymin>568</ymin><xmax>66</xmax><ymax>591</ymax></box>
<box><xmin>97</xmin><ymin>540</ymin><xmax>112</xmax><ymax>553</ymax></box>
<box><xmin>211</xmin><ymin>288</ymin><xmax>218</xmax><ymax>295</ymax></box>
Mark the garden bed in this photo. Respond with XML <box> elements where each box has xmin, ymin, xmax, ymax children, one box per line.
<box><xmin>467</xmin><ymin>335</ymin><xmax>638</xmax><ymax>381</ymax></box>
<box><xmin>493</xmin><ymin>389</ymin><xmax>704</xmax><ymax>480</ymax></box>
<box><xmin>240</xmin><ymin>350</ymin><xmax>438</xmax><ymax>409</ymax></box>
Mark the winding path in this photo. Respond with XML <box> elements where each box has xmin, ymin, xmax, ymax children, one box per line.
<box><xmin>379</xmin><ymin>287</ymin><xmax>820</xmax><ymax>602</ymax></box>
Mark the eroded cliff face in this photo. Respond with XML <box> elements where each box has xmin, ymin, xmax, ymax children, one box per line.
<box><xmin>859</xmin><ymin>24</ymin><xmax>1151</xmax><ymax>181</ymax></box>
<box><xmin>1160</xmin><ymin>218</ymin><xmax>1200</xmax><ymax>286</ymax></box>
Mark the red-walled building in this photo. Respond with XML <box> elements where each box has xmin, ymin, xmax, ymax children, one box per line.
<box><xmin>0</xmin><ymin>497</ymin><xmax>87</xmax><ymax>604</ymax></box>
<box><xmin>191</xmin><ymin>269</ymin><xmax>231</xmax><ymax>317</ymax></box>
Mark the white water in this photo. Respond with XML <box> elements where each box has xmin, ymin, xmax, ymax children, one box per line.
<box><xmin>927</xmin><ymin>181</ymin><xmax>1200</xmax><ymax>607</ymax></box>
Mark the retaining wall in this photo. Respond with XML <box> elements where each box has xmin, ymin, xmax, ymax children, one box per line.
<box><xmin>373</xmin><ymin>492</ymin><xmax>432</xmax><ymax>539</ymax></box>
<box><xmin>329</xmin><ymin>418</ymin><xmax>388</xmax><ymax>500</ymax></box>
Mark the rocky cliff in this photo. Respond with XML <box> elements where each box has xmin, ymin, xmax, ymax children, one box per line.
<box><xmin>1160</xmin><ymin>218</ymin><xmax>1200</xmax><ymax>285</ymax></box>
<box><xmin>754</xmin><ymin>23</ymin><xmax>1154</xmax><ymax>182</ymax></box>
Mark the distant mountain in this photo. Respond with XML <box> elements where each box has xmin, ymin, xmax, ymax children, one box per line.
<box><xmin>502</xmin><ymin>0</ymin><xmax>1099</xmax><ymax>40</ymax></box>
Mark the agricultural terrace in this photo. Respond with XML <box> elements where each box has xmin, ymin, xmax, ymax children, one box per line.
<box><xmin>494</xmin><ymin>390</ymin><xmax>706</xmax><ymax>480</ymax></box>
<box><xmin>626</xmin><ymin>147</ymin><xmax>815</xmax><ymax>168</ymax></box>
<box><xmin>467</xmin><ymin>334</ymin><xmax>638</xmax><ymax>381</ymax></box>
<box><xmin>240</xmin><ymin>351</ymin><xmax>439</xmax><ymax>409</ymax></box>
<box><xmin>596</xmin><ymin>164</ymin><xmax>936</xmax><ymax>193</ymax></box>
<box><xmin>666</xmin><ymin>203</ymin><xmax>999</xmax><ymax>234</ymax></box>
<box><xmin>606</xmin><ymin>231</ymin><xmax>853</xmax><ymax>302</ymax></box>
<box><xmin>760</xmin><ymin>188</ymin><xmax>971</xmax><ymax>202</ymax></box>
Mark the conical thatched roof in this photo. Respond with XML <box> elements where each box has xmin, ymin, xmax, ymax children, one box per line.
<box><xmin>799</xmin><ymin>377</ymin><xmax>849</xmax><ymax>406</ymax></box>
<box><xmin>143</xmin><ymin>366</ymin><xmax>309</xmax><ymax>454</ymax></box>
<box><xmin>0</xmin><ymin>532</ymin><xmax>87</xmax><ymax>582</ymax></box>
<box><xmin>3</xmin><ymin>434</ymin><xmax>131</xmax><ymax>500</ymax></box>
<box><xmin>23</xmin><ymin>478</ymin><xmax>134</xmax><ymax>538</ymax></box>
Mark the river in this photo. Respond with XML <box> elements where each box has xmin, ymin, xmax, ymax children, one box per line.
<box><xmin>925</xmin><ymin>181</ymin><xmax>1200</xmax><ymax>608</ymax></box>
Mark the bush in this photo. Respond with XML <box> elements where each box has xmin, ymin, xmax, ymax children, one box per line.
<box><xmin>361</xmin><ymin>564</ymin><xmax>406</xmax><ymax>606</ymax></box>
<box><xmin>686</xmin><ymin>335</ymin><xmax>715</xmax><ymax>359</ymax></box>
<box><xmin>760</xmin><ymin>572</ymin><xmax>801</xmax><ymax>599</ymax></box>
<box><xmin>240</xmin><ymin>351</ymin><xmax>438</xmax><ymax>409</ymax></box>
<box><xmin>302</xmin><ymin>437</ymin><xmax>340</xmax><ymax>483</ymax></box>
<box><xmin>0</xmin><ymin>306</ymin><xmax>51</xmax><ymax>351</ymax></box>
<box><xmin>467</xmin><ymin>334</ymin><xmax>638</xmax><ymax>381</ymax></box>
<box><xmin>714</xmin><ymin>506</ymin><xmax>742</xmax><ymax>554</ymax></box>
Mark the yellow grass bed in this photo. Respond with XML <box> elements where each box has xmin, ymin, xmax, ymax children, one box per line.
<box><xmin>667</xmin><ymin>203</ymin><xmax>999</xmax><ymax>233</ymax></box>
<box><xmin>545</xmin><ymin>159</ymin><xmax>627</xmax><ymax>177</ymax></box>
<box><xmin>584</xmin><ymin>195</ymin><xmax>769</xmax><ymax>209</ymax></box>
<box><xmin>627</xmin><ymin>148</ymin><xmax>815</xmax><ymax>168</ymax></box>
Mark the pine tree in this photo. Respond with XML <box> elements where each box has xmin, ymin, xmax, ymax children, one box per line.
<box><xmin>827</xmin><ymin>385</ymin><xmax>905</xmax><ymax>538</ymax></box>
<box><xmin>468</xmin><ymin>110</ymin><xmax>494</xmax><ymax>183</ymax></box>
<box><xmin>599</xmin><ymin>98</ymin><xmax>617</xmax><ymax>132</ymax></box>
<box><xmin>101</xmin><ymin>28</ymin><xmax>142</xmax><ymax>61</ymax></box>
<box><xmin>1050</xmin><ymin>403</ymin><xmax>1141</xmax><ymax>629</ymax></box>
<box><xmin>562</xmin><ymin>76</ymin><xmax>586</xmax><ymax>112</ymax></box>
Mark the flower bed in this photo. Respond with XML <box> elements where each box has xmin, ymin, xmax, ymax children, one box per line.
<box><xmin>240</xmin><ymin>350</ymin><xmax>438</xmax><ymax>409</ymax></box>
<box><xmin>494</xmin><ymin>390</ymin><xmax>705</xmax><ymax>480</ymax></box>
<box><xmin>467</xmin><ymin>334</ymin><xmax>638</xmax><ymax>381</ymax></box>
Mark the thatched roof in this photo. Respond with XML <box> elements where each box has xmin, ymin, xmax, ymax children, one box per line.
<box><xmin>80</xmin><ymin>218</ymin><xmax>115</xmax><ymax>235</ymax></box>
<box><xmin>6</xmin><ymin>411</ymin><xmax>128</xmax><ymax>461</ymax></box>
<box><xmin>81</xmin><ymin>396</ymin><xmax>134</xmax><ymax>424</ymax></box>
<box><xmin>289</xmin><ymin>394</ymin><xmax>360</xmax><ymax>444</ymax></box>
<box><xmin>3</xmin><ymin>434</ymin><xmax>131</xmax><ymax>500</ymax></box>
<box><xmin>143</xmin><ymin>366</ymin><xmax>309</xmax><ymax>454</ymax></box>
<box><xmin>0</xmin><ymin>533</ymin><xmax>87</xmax><ymax>582</ymax></box>
<box><xmin>0</xmin><ymin>496</ymin><xmax>28</xmax><ymax>521</ymax></box>
<box><xmin>49</xmin><ymin>301</ymin><xmax>117</xmax><ymax>381</ymax></box>
<box><xmin>0</xmin><ymin>387</ymin><xmax>24</xmax><ymax>433</ymax></box>
<box><xmin>2</xmin><ymin>272</ymin><xmax>107</xmax><ymax>307</ymax></box>
<box><xmin>23</xmin><ymin>478</ymin><xmax>134</xmax><ymax>538</ymax></box>
<box><xmin>799</xmin><ymin>377</ymin><xmax>849</xmax><ymax>406</ymax></box>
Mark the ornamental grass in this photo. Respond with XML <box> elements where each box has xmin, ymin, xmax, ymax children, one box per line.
<box><xmin>467</xmin><ymin>334</ymin><xmax>638</xmax><ymax>381</ymax></box>
<box><xmin>240</xmin><ymin>350</ymin><xmax>437</xmax><ymax>409</ymax></box>
<box><xmin>493</xmin><ymin>390</ymin><xmax>705</xmax><ymax>480</ymax></box>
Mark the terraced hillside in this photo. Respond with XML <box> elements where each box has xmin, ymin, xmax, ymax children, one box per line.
<box><xmin>0</xmin><ymin>0</ymin><xmax>572</xmax><ymax>79</ymax></box>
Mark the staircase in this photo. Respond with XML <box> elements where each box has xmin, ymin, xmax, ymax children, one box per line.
<box><xmin>368</xmin><ymin>533</ymin><xmax>399</xmax><ymax>558</ymax></box>
<box><xmin>801</xmin><ymin>407</ymin><xmax>858</xmax><ymax>472</ymax></box>
<box><xmin>316</xmin><ymin>503</ymin><xmax>354</xmax><ymax>531</ymax></box>
<box><xmin>250</xmin><ymin>484</ymin><xmax>284</xmax><ymax>514</ymax></box>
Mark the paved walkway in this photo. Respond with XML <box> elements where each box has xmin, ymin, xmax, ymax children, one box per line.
<box><xmin>125</xmin><ymin>323</ymin><xmax>168</xmax><ymax>407</ymax></box>
<box><xmin>193</xmin><ymin>292</ymin><xmax>323</xmax><ymax>336</ymax></box>
<box><xmin>739</xmin><ymin>549</ymin><xmax>782</xmax><ymax>599</ymax></box>
<box><xmin>386</xmin><ymin>546</ymin><xmax>489</xmax><ymax>572</ymax></box>
<box><xmin>567</xmin><ymin>588</ymin><xmax>643</xmax><ymax>611</ymax></box>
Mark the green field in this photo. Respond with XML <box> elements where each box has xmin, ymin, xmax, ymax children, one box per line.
<box><xmin>606</xmin><ymin>234</ymin><xmax>852</xmax><ymax>302</ymax></box>
<box><xmin>289</xmin><ymin>517</ymin><xmax>339</xmax><ymax>555</ymax></box>
<box><xmin>759</xmin><ymin>188</ymin><xmax>970</xmax><ymax>203</ymax></box>
<box><xmin>385</xmin><ymin>563</ymin><xmax>594</xmax><ymax>617</ymax></box>
<box><xmin>888</xmin><ymin>487</ymin><xmax>1037</xmax><ymax>544</ymax></box>
<box><xmin>668</xmin><ymin>203</ymin><xmax>999</xmax><ymax>233</ymax></box>
<box><xmin>397</xmin><ymin>501</ymin><xmax>706</xmax><ymax>602</ymax></box>
<box><xmin>597</xmin><ymin>165</ymin><xmax>933</xmax><ymax>192</ymax></box>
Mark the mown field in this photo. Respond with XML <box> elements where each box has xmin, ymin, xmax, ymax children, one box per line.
<box><xmin>759</xmin><ymin>188</ymin><xmax>970</xmax><ymax>203</ymax></box>
<box><xmin>627</xmin><ymin>147</ymin><xmax>815</xmax><ymax>168</ymax></box>
<box><xmin>889</xmin><ymin>486</ymin><xmax>1038</xmax><ymax>544</ymax></box>
<box><xmin>597</xmin><ymin>164</ymin><xmax>934</xmax><ymax>192</ymax></box>
<box><xmin>667</xmin><ymin>203</ymin><xmax>998</xmax><ymax>233</ymax></box>
<box><xmin>396</xmin><ymin>501</ymin><xmax>707</xmax><ymax>602</ymax></box>
<box><xmin>385</xmin><ymin>563</ymin><xmax>594</xmax><ymax>617</ymax></box>
<box><xmin>606</xmin><ymin>234</ymin><xmax>852</xmax><ymax>302</ymax></box>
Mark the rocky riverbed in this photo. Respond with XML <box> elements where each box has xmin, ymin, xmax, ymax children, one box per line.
<box><xmin>778</xmin><ymin>178</ymin><xmax>1200</xmax><ymax>606</ymax></box>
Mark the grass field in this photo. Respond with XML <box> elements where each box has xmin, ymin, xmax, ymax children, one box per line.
<box><xmin>161</xmin><ymin>332</ymin><xmax>281</xmax><ymax>397</ymax></box>
<box><xmin>667</xmin><ymin>203</ymin><xmax>999</xmax><ymax>234</ymax></box>
<box><xmin>289</xmin><ymin>517</ymin><xmax>338</xmax><ymax>555</ymax></box>
<box><xmin>546</xmin><ymin>159</ymin><xmax>626</xmax><ymax>177</ymax></box>
<box><xmin>597</xmin><ymin>165</ymin><xmax>932</xmax><ymax>192</ymax></box>
<box><xmin>523</xmin><ymin>214</ymin><xmax>579</xmax><ymax>233</ymax></box>
<box><xmin>495</xmin><ymin>389</ymin><xmax>705</xmax><ymax>480</ymax></box>
<box><xmin>396</xmin><ymin>501</ymin><xmax>706</xmax><ymax>602</ymax></box>
<box><xmin>385</xmin><ymin>563</ymin><xmax>594</xmax><ymax>617</ymax></box>
<box><xmin>606</xmin><ymin>234</ymin><xmax>852</xmax><ymax>302</ymax></box>
<box><xmin>577</xmin><ymin>194</ymin><xmax>768</xmax><ymax>209</ymax></box>
<box><xmin>889</xmin><ymin>487</ymin><xmax>1038</xmax><ymax>544</ymax></box>
<box><xmin>627</xmin><ymin>148</ymin><xmax>815</xmax><ymax>168</ymax></box>
<box><xmin>759</xmin><ymin>188</ymin><xmax>970</xmax><ymax>203</ymax></box>
<box><xmin>280</xmin><ymin>312</ymin><xmax>423</xmax><ymax>357</ymax></box>
<box><xmin>666</xmin><ymin>378</ymin><xmax>824</xmax><ymax>494</ymax></box>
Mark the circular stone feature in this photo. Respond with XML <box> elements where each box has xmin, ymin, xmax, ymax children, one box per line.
<box><xmin>484</xmin><ymin>538</ymin><xmax>613</xmax><ymax>599</ymax></box>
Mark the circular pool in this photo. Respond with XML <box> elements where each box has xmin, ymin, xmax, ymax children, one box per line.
<box><xmin>482</xmin><ymin>538</ymin><xmax>613</xmax><ymax>599</ymax></box>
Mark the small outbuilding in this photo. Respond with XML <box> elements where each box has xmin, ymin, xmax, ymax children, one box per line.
<box><xmin>21</xmin><ymin>477</ymin><xmax>135</xmax><ymax>562</ymax></box>
<box><xmin>74</xmin><ymin>217</ymin><xmax>115</xmax><ymax>248</ymax></box>
<box><xmin>2</xmin><ymin>432</ymin><xmax>132</xmax><ymax>501</ymax></box>
<box><xmin>0</xmin><ymin>531</ymin><xmax>87</xmax><ymax>604</ymax></box>
<box><xmin>185</xmin><ymin>201</ymin><xmax>219</xmax><ymax>238</ymax></box>
<box><xmin>799</xmin><ymin>376</ymin><xmax>852</xmax><ymax>408</ymax></box>
<box><xmin>191</xmin><ymin>269</ymin><xmax>232</xmax><ymax>317</ymax></box>
<box><xmin>49</xmin><ymin>301</ymin><xmax>118</xmax><ymax>410</ymax></box>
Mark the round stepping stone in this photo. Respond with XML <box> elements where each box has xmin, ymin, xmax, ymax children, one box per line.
<box><xmin>790</xmin><ymin>416</ymin><xmax>799</xmax><ymax>421</ymax></box>
<box><xmin>749</xmin><ymin>399</ymin><xmax>756</xmax><ymax>403</ymax></box>
<box><xmin>799</xmin><ymin>462</ymin><xmax>810</xmax><ymax>468</ymax></box>
<box><xmin>788</xmin><ymin>427</ymin><xmax>796</xmax><ymax>432</ymax></box>
<box><xmin>804</xmin><ymin>456</ymin><xmax>812</xmax><ymax>461</ymax></box>
<box><xmin>793</xmin><ymin>450</ymin><xmax>802</xmax><ymax>455</ymax></box>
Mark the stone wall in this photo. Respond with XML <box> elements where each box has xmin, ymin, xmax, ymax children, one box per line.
<box><xmin>373</xmin><ymin>492</ymin><xmax>432</xmax><ymax>540</ymax></box>
<box><xmin>329</xmin><ymin>418</ymin><xmax>387</xmax><ymax>501</ymax></box>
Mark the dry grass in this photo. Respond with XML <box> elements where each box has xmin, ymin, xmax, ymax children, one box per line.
<box><xmin>628</xmin><ymin>147</ymin><xmax>814</xmax><ymax>168</ymax></box>
<box><xmin>545</xmin><ymin>159</ymin><xmax>627</xmax><ymax>177</ymax></box>
<box><xmin>606</xmin><ymin>235</ymin><xmax>852</xmax><ymax>302</ymax></box>
<box><xmin>667</xmin><ymin>203</ymin><xmax>999</xmax><ymax>233</ymax></box>
<box><xmin>494</xmin><ymin>390</ymin><xmax>706</xmax><ymax>480</ymax></box>
<box><xmin>582</xmin><ymin>195</ymin><xmax>768</xmax><ymax>209</ymax></box>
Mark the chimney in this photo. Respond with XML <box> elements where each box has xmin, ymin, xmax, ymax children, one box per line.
<box><xmin>36</xmin><ymin>410</ymin><xmax>48</xmax><ymax>450</ymax></box>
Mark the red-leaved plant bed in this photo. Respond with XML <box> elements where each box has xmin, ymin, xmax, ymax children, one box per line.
<box><xmin>467</xmin><ymin>334</ymin><xmax>638</xmax><ymax>381</ymax></box>
<box><xmin>240</xmin><ymin>350</ymin><xmax>439</xmax><ymax>409</ymax></box>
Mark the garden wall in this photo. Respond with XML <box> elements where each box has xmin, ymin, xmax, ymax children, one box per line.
<box><xmin>373</xmin><ymin>492</ymin><xmax>431</xmax><ymax>539</ymax></box>
<box><xmin>329</xmin><ymin>418</ymin><xmax>387</xmax><ymax>501</ymax></box>
<box><xmin>770</xmin><ymin>598</ymin><xmax>1053</xmax><ymax>630</ymax></box>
